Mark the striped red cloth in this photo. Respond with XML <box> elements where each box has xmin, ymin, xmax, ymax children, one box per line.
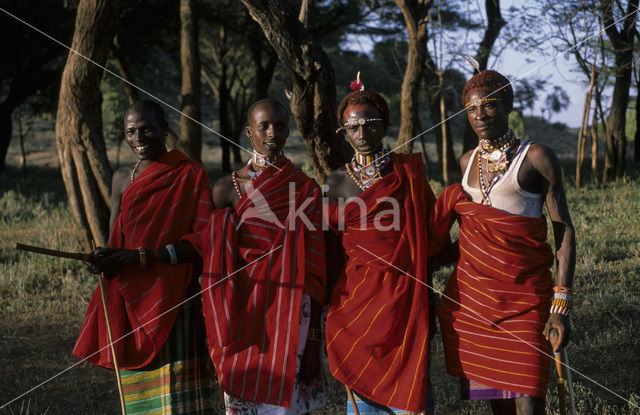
<box><xmin>201</xmin><ymin>158</ymin><xmax>326</xmax><ymax>408</ymax></box>
<box><xmin>433</xmin><ymin>184</ymin><xmax>554</xmax><ymax>398</ymax></box>
<box><xmin>73</xmin><ymin>150</ymin><xmax>213</xmax><ymax>369</ymax></box>
<box><xmin>325</xmin><ymin>153</ymin><xmax>445</xmax><ymax>412</ymax></box>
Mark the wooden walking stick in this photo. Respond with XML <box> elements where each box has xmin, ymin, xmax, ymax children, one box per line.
<box><xmin>550</xmin><ymin>329</ymin><xmax>576</xmax><ymax>415</ymax></box>
<box><xmin>554</xmin><ymin>351</ymin><xmax>567</xmax><ymax>415</ymax></box>
<box><xmin>99</xmin><ymin>273</ymin><xmax>127</xmax><ymax>415</ymax></box>
<box><xmin>562</xmin><ymin>348</ymin><xmax>577</xmax><ymax>415</ymax></box>
<box><xmin>92</xmin><ymin>242</ymin><xmax>127</xmax><ymax>415</ymax></box>
<box><xmin>345</xmin><ymin>385</ymin><xmax>360</xmax><ymax>415</ymax></box>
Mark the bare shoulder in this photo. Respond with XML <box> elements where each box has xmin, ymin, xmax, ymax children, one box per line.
<box><xmin>325</xmin><ymin>166</ymin><xmax>349</xmax><ymax>201</ymax></box>
<box><xmin>526</xmin><ymin>142</ymin><xmax>561</xmax><ymax>172</ymax></box>
<box><xmin>212</xmin><ymin>174</ymin><xmax>235</xmax><ymax>208</ymax></box>
<box><xmin>327</xmin><ymin>166</ymin><xmax>348</xmax><ymax>185</ymax></box>
<box><xmin>459</xmin><ymin>148</ymin><xmax>475</xmax><ymax>172</ymax></box>
<box><xmin>112</xmin><ymin>166</ymin><xmax>132</xmax><ymax>197</ymax></box>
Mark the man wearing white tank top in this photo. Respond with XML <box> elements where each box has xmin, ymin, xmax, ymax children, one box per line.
<box><xmin>435</xmin><ymin>70</ymin><xmax>576</xmax><ymax>415</ymax></box>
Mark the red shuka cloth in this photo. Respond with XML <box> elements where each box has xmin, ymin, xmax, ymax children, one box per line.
<box><xmin>201</xmin><ymin>158</ymin><xmax>326</xmax><ymax>408</ymax></box>
<box><xmin>325</xmin><ymin>153</ymin><xmax>445</xmax><ymax>412</ymax></box>
<box><xmin>432</xmin><ymin>184</ymin><xmax>554</xmax><ymax>398</ymax></box>
<box><xmin>73</xmin><ymin>150</ymin><xmax>213</xmax><ymax>369</ymax></box>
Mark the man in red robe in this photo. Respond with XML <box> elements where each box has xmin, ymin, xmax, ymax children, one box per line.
<box><xmin>202</xmin><ymin>98</ymin><xmax>327</xmax><ymax>413</ymax></box>
<box><xmin>75</xmin><ymin>100</ymin><xmax>216</xmax><ymax>413</ymax></box>
<box><xmin>324</xmin><ymin>87</ymin><xmax>450</xmax><ymax>414</ymax></box>
<box><xmin>434</xmin><ymin>70</ymin><xmax>576</xmax><ymax>415</ymax></box>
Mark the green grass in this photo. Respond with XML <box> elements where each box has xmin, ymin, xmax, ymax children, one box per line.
<box><xmin>1</xmin><ymin>152</ymin><xmax>640</xmax><ymax>413</ymax></box>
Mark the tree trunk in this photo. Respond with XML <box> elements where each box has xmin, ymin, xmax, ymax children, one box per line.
<box><xmin>440</xmin><ymin>83</ymin><xmax>449</xmax><ymax>184</ymax></box>
<box><xmin>428</xmin><ymin>92</ymin><xmax>456</xmax><ymax>178</ymax></box>
<box><xmin>112</xmin><ymin>39</ymin><xmax>181</xmax><ymax>151</ymax></box>
<box><xmin>56</xmin><ymin>0</ymin><xmax>132</xmax><ymax>248</ymax></box>
<box><xmin>463</xmin><ymin>0</ymin><xmax>506</xmax><ymax>153</ymax></box>
<box><xmin>179</xmin><ymin>0</ymin><xmax>202</xmax><ymax>162</ymax></box>
<box><xmin>591</xmin><ymin>103</ymin><xmax>600</xmax><ymax>186</ymax></box>
<box><xmin>111</xmin><ymin>36</ymin><xmax>139</xmax><ymax>105</ymax></box>
<box><xmin>635</xmin><ymin>81</ymin><xmax>640</xmax><ymax>161</ymax></box>
<box><xmin>0</xmin><ymin>70</ymin><xmax>61</xmax><ymax>172</ymax></box>
<box><xmin>424</xmin><ymin>50</ymin><xmax>456</xmax><ymax>177</ymax></box>
<box><xmin>576</xmin><ymin>67</ymin><xmax>596</xmax><ymax>190</ymax></box>
<box><xmin>394</xmin><ymin>0</ymin><xmax>432</xmax><ymax>154</ymax></box>
<box><xmin>601</xmin><ymin>0</ymin><xmax>637</xmax><ymax>181</ymax></box>
<box><xmin>250</xmin><ymin>42</ymin><xmax>278</xmax><ymax>101</ymax></box>
<box><xmin>219</xmin><ymin>65</ymin><xmax>233</xmax><ymax>173</ymax></box>
<box><xmin>0</xmin><ymin>103</ymin><xmax>12</xmax><ymax>173</ymax></box>
<box><xmin>241</xmin><ymin>0</ymin><xmax>345</xmax><ymax>182</ymax></box>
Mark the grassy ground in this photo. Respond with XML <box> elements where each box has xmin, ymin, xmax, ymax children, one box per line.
<box><xmin>1</xmin><ymin>117</ymin><xmax>639</xmax><ymax>414</ymax></box>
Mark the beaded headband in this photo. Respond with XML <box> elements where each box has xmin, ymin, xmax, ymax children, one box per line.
<box><xmin>336</xmin><ymin>117</ymin><xmax>384</xmax><ymax>133</ymax></box>
<box><xmin>465</xmin><ymin>97</ymin><xmax>503</xmax><ymax>108</ymax></box>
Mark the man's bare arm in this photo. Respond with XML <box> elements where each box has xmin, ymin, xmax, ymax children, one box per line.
<box><xmin>212</xmin><ymin>175</ymin><xmax>236</xmax><ymax>209</ymax></box>
<box><xmin>528</xmin><ymin>144</ymin><xmax>576</xmax><ymax>350</ymax></box>
<box><xmin>529</xmin><ymin>144</ymin><xmax>576</xmax><ymax>288</ymax></box>
<box><xmin>107</xmin><ymin>167</ymin><xmax>131</xmax><ymax>245</ymax></box>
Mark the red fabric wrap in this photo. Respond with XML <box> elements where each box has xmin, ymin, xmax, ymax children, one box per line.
<box><xmin>201</xmin><ymin>158</ymin><xmax>326</xmax><ymax>408</ymax></box>
<box><xmin>433</xmin><ymin>184</ymin><xmax>554</xmax><ymax>398</ymax></box>
<box><xmin>325</xmin><ymin>153</ymin><xmax>444</xmax><ymax>412</ymax></box>
<box><xmin>73</xmin><ymin>150</ymin><xmax>213</xmax><ymax>369</ymax></box>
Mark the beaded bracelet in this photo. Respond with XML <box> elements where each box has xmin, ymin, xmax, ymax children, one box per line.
<box><xmin>550</xmin><ymin>287</ymin><xmax>574</xmax><ymax>316</ymax></box>
<box><xmin>550</xmin><ymin>300</ymin><xmax>571</xmax><ymax>316</ymax></box>
<box><xmin>137</xmin><ymin>247</ymin><xmax>146</xmax><ymax>266</ymax></box>
<box><xmin>553</xmin><ymin>286</ymin><xmax>573</xmax><ymax>295</ymax></box>
<box><xmin>166</xmin><ymin>244</ymin><xmax>178</xmax><ymax>265</ymax></box>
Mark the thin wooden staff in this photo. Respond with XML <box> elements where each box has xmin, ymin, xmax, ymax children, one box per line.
<box><xmin>550</xmin><ymin>329</ymin><xmax>576</xmax><ymax>415</ymax></box>
<box><xmin>98</xmin><ymin>270</ymin><xmax>127</xmax><ymax>415</ymax></box>
<box><xmin>562</xmin><ymin>348</ymin><xmax>577</xmax><ymax>415</ymax></box>
<box><xmin>345</xmin><ymin>385</ymin><xmax>360</xmax><ymax>415</ymax></box>
<box><xmin>91</xmin><ymin>241</ymin><xmax>127</xmax><ymax>415</ymax></box>
<box><xmin>554</xmin><ymin>351</ymin><xmax>567</xmax><ymax>415</ymax></box>
<box><xmin>17</xmin><ymin>241</ymin><xmax>126</xmax><ymax>412</ymax></box>
<box><xmin>15</xmin><ymin>242</ymin><xmax>95</xmax><ymax>261</ymax></box>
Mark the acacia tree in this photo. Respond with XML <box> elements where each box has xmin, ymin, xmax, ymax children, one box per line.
<box><xmin>0</xmin><ymin>1</ymin><xmax>74</xmax><ymax>172</ymax></box>
<box><xmin>523</xmin><ymin>0</ymin><xmax>609</xmax><ymax>186</ymax></box>
<box><xmin>56</xmin><ymin>0</ymin><xmax>140</xmax><ymax>247</ymax></box>
<box><xmin>461</xmin><ymin>0</ymin><xmax>506</xmax><ymax>153</ymax></box>
<box><xmin>178</xmin><ymin>0</ymin><xmax>202</xmax><ymax>161</ymax></box>
<box><xmin>601</xmin><ymin>0</ymin><xmax>638</xmax><ymax>181</ymax></box>
<box><xmin>394</xmin><ymin>0</ymin><xmax>432</xmax><ymax>154</ymax></box>
<box><xmin>635</xmin><ymin>64</ymin><xmax>640</xmax><ymax>161</ymax></box>
<box><xmin>241</xmin><ymin>0</ymin><xmax>345</xmax><ymax>181</ymax></box>
<box><xmin>201</xmin><ymin>1</ymin><xmax>279</xmax><ymax>172</ymax></box>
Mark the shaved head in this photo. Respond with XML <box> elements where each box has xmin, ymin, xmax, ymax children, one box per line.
<box><xmin>126</xmin><ymin>100</ymin><xmax>167</xmax><ymax>126</ymax></box>
<box><xmin>246</xmin><ymin>98</ymin><xmax>289</xmax><ymax>125</ymax></box>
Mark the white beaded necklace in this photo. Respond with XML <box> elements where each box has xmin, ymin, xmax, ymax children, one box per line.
<box><xmin>130</xmin><ymin>160</ymin><xmax>142</xmax><ymax>183</ymax></box>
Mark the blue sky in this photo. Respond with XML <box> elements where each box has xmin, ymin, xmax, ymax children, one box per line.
<box><xmin>493</xmin><ymin>1</ymin><xmax>589</xmax><ymax>128</ymax></box>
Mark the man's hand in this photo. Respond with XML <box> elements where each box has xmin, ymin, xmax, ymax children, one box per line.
<box><xmin>300</xmin><ymin>339</ymin><xmax>322</xmax><ymax>382</ymax></box>
<box><xmin>543</xmin><ymin>313</ymin><xmax>570</xmax><ymax>352</ymax></box>
<box><xmin>86</xmin><ymin>247</ymin><xmax>139</xmax><ymax>278</ymax></box>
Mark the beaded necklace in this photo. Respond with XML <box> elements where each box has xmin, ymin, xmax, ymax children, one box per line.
<box><xmin>476</xmin><ymin>130</ymin><xmax>519</xmax><ymax>206</ymax></box>
<box><xmin>232</xmin><ymin>151</ymin><xmax>285</xmax><ymax>197</ymax></box>
<box><xmin>252</xmin><ymin>149</ymin><xmax>284</xmax><ymax>168</ymax></box>
<box><xmin>345</xmin><ymin>148</ymin><xmax>391</xmax><ymax>190</ymax></box>
<box><xmin>130</xmin><ymin>159</ymin><xmax>142</xmax><ymax>183</ymax></box>
<box><xmin>478</xmin><ymin>129</ymin><xmax>516</xmax><ymax>173</ymax></box>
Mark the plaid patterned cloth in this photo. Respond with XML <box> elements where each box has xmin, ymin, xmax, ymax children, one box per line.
<box><xmin>120</xmin><ymin>300</ymin><xmax>216</xmax><ymax>414</ymax></box>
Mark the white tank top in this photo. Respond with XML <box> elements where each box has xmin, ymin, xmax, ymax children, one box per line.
<box><xmin>462</xmin><ymin>140</ymin><xmax>543</xmax><ymax>218</ymax></box>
